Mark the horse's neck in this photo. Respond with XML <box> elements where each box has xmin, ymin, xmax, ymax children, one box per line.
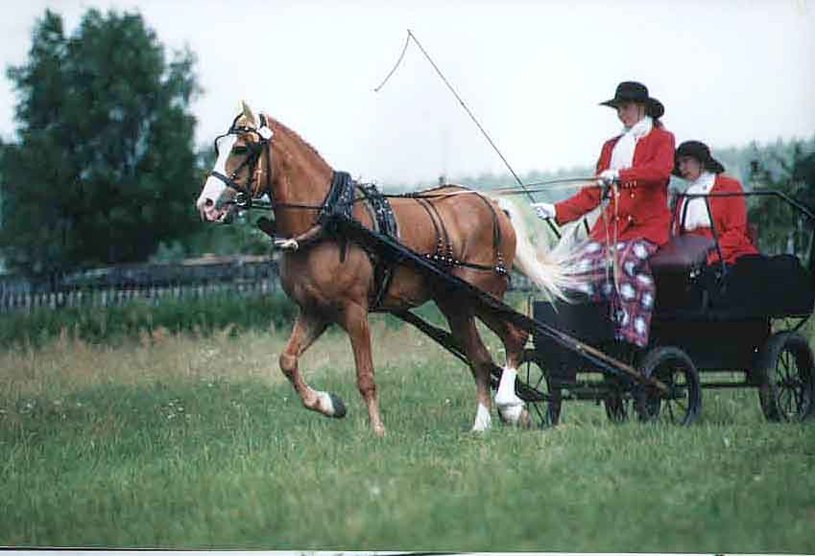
<box><xmin>270</xmin><ymin>121</ymin><xmax>334</xmax><ymax>237</ymax></box>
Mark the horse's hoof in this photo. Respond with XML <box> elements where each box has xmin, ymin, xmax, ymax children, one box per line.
<box><xmin>330</xmin><ymin>393</ymin><xmax>347</xmax><ymax>418</ymax></box>
<box><xmin>497</xmin><ymin>402</ymin><xmax>524</xmax><ymax>425</ymax></box>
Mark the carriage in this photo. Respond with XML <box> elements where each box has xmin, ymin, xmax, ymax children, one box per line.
<box><xmin>513</xmin><ymin>189</ymin><xmax>815</xmax><ymax>428</ymax></box>
<box><xmin>197</xmin><ymin>104</ymin><xmax>814</xmax><ymax>434</ymax></box>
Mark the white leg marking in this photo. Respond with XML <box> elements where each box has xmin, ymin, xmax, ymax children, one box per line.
<box><xmin>472</xmin><ymin>402</ymin><xmax>492</xmax><ymax>432</ymax></box>
<box><xmin>316</xmin><ymin>390</ymin><xmax>335</xmax><ymax>416</ymax></box>
<box><xmin>495</xmin><ymin>366</ymin><xmax>525</xmax><ymax>425</ymax></box>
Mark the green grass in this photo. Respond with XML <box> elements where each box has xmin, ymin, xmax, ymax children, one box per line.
<box><xmin>1</xmin><ymin>325</ymin><xmax>814</xmax><ymax>551</ymax></box>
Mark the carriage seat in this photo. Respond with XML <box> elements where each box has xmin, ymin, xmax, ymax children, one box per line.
<box><xmin>650</xmin><ymin>235</ymin><xmax>715</xmax><ymax>314</ymax></box>
<box><xmin>649</xmin><ymin>235</ymin><xmax>715</xmax><ymax>273</ymax></box>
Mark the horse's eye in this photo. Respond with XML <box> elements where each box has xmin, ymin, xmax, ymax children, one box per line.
<box><xmin>232</xmin><ymin>145</ymin><xmax>249</xmax><ymax>155</ymax></box>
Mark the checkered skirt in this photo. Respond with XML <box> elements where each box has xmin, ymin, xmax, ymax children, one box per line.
<box><xmin>568</xmin><ymin>239</ymin><xmax>658</xmax><ymax>347</ymax></box>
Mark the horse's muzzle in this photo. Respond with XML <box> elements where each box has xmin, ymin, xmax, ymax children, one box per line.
<box><xmin>196</xmin><ymin>180</ymin><xmax>238</xmax><ymax>223</ymax></box>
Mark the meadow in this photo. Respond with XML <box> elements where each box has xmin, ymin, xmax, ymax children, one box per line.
<box><xmin>1</xmin><ymin>317</ymin><xmax>814</xmax><ymax>552</ymax></box>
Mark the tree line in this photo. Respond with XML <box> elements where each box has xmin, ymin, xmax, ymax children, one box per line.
<box><xmin>1</xmin><ymin>8</ymin><xmax>813</xmax><ymax>280</ymax></box>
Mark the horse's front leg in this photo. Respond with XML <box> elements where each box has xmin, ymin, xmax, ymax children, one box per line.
<box><xmin>339</xmin><ymin>302</ymin><xmax>385</xmax><ymax>437</ymax></box>
<box><xmin>279</xmin><ymin>310</ymin><xmax>346</xmax><ymax>418</ymax></box>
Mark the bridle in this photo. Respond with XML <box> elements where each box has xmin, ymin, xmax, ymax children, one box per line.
<box><xmin>208</xmin><ymin>113</ymin><xmax>275</xmax><ymax>209</ymax></box>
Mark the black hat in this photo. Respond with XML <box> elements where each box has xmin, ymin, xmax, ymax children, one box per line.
<box><xmin>600</xmin><ymin>81</ymin><xmax>665</xmax><ymax>119</ymax></box>
<box><xmin>673</xmin><ymin>140</ymin><xmax>726</xmax><ymax>177</ymax></box>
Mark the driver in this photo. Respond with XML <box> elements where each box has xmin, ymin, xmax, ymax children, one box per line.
<box><xmin>531</xmin><ymin>81</ymin><xmax>675</xmax><ymax>347</ymax></box>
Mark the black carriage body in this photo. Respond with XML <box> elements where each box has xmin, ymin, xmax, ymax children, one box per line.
<box><xmin>526</xmin><ymin>188</ymin><xmax>815</xmax><ymax>424</ymax></box>
<box><xmin>531</xmin><ymin>294</ymin><xmax>773</xmax><ymax>381</ymax></box>
<box><xmin>532</xmin><ymin>249</ymin><xmax>812</xmax><ymax>380</ymax></box>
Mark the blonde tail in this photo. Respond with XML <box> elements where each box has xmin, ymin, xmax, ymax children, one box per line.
<box><xmin>492</xmin><ymin>195</ymin><xmax>582</xmax><ymax>301</ymax></box>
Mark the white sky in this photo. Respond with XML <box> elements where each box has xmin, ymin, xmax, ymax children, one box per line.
<box><xmin>1</xmin><ymin>0</ymin><xmax>813</xmax><ymax>185</ymax></box>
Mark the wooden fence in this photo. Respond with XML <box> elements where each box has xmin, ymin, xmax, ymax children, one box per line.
<box><xmin>0</xmin><ymin>254</ymin><xmax>537</xmax><ymax>314</ymax></box>
<box><xmin>0</xmin><ymin>255</ymin><xmax>282</xmax><ymax>314</ymax></box>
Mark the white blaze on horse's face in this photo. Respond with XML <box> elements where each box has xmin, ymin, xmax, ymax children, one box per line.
<box><xmin>196</xmin><ymin>134</ymin><xmax>238</xmax><ymax>222</ymax></box>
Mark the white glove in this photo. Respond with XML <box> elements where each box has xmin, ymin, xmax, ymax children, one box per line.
<box><xmin>530</xmin><ymin>202</ymin><xmax>556</xmax><ymax>220</ymax></box>
<box><xmin>597</xmin><ymin>168</ymin><xmax>619</xmax><ymax>187</ymax></box>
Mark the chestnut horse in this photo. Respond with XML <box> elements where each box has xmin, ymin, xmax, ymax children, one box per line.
<box><xmin>196</xmin><ymin>102</ymin><xmax>571</xmax><ymax>436</ymax></box>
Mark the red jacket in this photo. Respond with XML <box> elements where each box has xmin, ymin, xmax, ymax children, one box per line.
<box><xmin>672</xmin><ymin>174</ymin><xmax>759</xmax><ymax>265</ymax></box>
<box><xmin>555</xmin><ymin>125</ymin><xmax>675</xmax><ymax>246</ymax></box>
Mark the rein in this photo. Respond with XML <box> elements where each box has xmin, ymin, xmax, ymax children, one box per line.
<box><xmin>230</xmin><ymin>176</ymin><xmax>596</xmax><ymax>212</ymax></box>
<box><xmin>207</xmin><ymin>115</ymin><xmax>593</xmax><ymax>283</ymax></box>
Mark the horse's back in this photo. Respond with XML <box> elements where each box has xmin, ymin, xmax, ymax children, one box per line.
<box><xmin>387</xmin><ymin>185</ymin><xmax>516</xmax><ymax>300</ymax></box>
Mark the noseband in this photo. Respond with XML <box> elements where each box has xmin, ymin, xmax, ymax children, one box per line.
<box><xmin>209</xmin><ymin>114</ymin><xmax>274</xmax><ymax>208</ymax></box>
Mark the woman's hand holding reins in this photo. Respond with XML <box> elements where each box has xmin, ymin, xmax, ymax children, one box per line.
<box><xmin>531</xmin><ymin>202</ymin><xmax>556</xmax><ymax>220</ymax></box>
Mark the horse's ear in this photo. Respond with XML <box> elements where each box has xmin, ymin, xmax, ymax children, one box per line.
<box><xmin>240</xmin><ymin>100</ymin><xmax>258</xmax><ymax>126</ymax></box>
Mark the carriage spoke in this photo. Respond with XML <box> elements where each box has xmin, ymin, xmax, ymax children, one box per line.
<box><xmin>665</xmin><ymin>401</ymin><xmax>676</xmax><ymax>423</ymax></box>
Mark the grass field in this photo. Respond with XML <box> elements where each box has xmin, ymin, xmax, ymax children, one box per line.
<box><xmin>1</xmin><ymin>319</ymin><xmax>814</xmax><ymax>552</ymax></box>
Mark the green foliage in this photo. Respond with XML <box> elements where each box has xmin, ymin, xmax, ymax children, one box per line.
<box><xmin>745</xmin><ymin>137</ymin><xmax>815</xmax><ymax>255</ymax></box>
<box><xmin>0</xmin><ymin>293</ymin><xmax>297</xmax><ymax>347</ymax></box>
<box><xmin>1</xmin><ymin>9</ymin><xmax>201</xmax><ymax>276</ymax></box>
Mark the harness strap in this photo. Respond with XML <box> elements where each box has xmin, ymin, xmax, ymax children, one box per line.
<box><xmin>413</xmin><ymin>197</ymin><xmax>453</xmax><ymax>265</ymax></box>
<box><xmin>471</xmin><ymin>191</ymin><xmax>508</xmax><ymax>276</ymax></box>
<box><xmin>317</xmin><ymin>171</ymin><xmax>357</xmax><ymax>262</ymax></box>
<box><xmin>358</xmin><ymin>183</ymin><xmax>400</xmax><ymax>310</ymax></box>
<box><xmin>318</xmin><ymin>171</ymin><xmax>357</xmax><ymax>223</ymax></box>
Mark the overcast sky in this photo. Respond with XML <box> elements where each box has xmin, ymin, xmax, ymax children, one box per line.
<box><xmin>1</xmin><ymin>0</ymin><xmax>813</xmax><ymax>185</ymax></box>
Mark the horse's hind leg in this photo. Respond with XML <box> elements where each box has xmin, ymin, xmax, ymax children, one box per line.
<box><xmin>338</xmin><ymin>302</ymin><xmax>385</xmax><ymax>437</ymax></box>
<box><xmin>280</xmin><ymin>310</ymin><xmax>346</xmax><ymax>419</ymax></box>
<box><xmin>477</xmin><ymin>308</ymin><xmax>531</xmax><ymax>427</ymax></box>
<box><xmin>436</xmin><ymin>296</ymin><xmax>495</xmax><ymax>432</ymax></box>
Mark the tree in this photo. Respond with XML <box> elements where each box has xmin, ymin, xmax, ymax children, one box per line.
<box><xmin>1</xmin><ymin>9</ymin><xmax>201</xmax><ymax>276</ymax></box>
<box><xmin>747</xmin><ymin>138</ymin><xmax>815</xmax><ymax>256</ymax></box>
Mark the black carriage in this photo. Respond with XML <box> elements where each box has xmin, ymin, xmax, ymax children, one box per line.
<box><xmin>516</xmin><ymin>188</ymin><xmax>815</xmax><ymax>427</ymax></box>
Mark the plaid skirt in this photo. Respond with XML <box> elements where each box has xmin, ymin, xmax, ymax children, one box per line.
<box><xmin>568</xmin><ymin>239</ymin><xmax>658</xmax><ymax>347</ymax></box>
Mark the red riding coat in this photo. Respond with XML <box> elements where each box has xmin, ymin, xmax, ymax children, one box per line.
<box><xmin>672</xmin><ymin>174</ymin><xmax>759</xmax><ymax>265</ymax></box>
<box><xmin>555</xmin><ymin>125</ymin><xmax>675</xmax><ymax>247</ymax></box>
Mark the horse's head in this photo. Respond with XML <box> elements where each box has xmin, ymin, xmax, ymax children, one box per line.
<box><xmin>196</xmin><ymin>101</ymin><xmax>274</xmax><ymax>223</ymax></box>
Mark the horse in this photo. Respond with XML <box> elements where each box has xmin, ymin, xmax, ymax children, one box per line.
<box><xmin>195</xmin><ymin>102</ymin><xmax>573</xmax><ymax>436</ymax></box>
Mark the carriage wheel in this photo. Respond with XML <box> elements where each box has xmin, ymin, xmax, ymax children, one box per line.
<box><xmin>603</xmin><ymin>390</ymin><xmax>630</xmax><ymax>423</ymax></box>
<box><xmin>515</xmin><ymin>347</ymin><xmax>561</xmax><ymax>427</ymax></box>
<box><xmin>603</xmin><ymin>345</ymin><xmax>643</xmax><ymax>423</ymax></box>
<box><xmin>756</xmin><ymin>332</ymin><xmax>814</xmax><ymax>422</ymax></box>
<box><xmin>634</xmin><ymin>346</ymin><xmax>701</xmax><ymax>426</ymax></box>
